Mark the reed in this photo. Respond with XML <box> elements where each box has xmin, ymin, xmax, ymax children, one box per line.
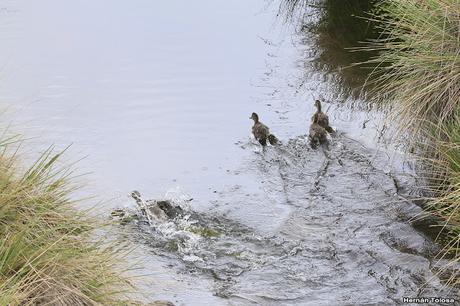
<box><xmin>365</xmin><ymin>0</ymin><xmax>460</xmax><ymax>286</ymax></box>
<box><xmin>366</xmin><ymin>0</ymin><xmax>460</xmax><ymax>137</ymax></box>
<box><xmin>414</xmin><ymin>115</ymin><xmax>460</xmax><ymax>287</ymax></box>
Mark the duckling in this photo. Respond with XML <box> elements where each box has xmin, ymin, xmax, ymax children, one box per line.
<box><xmin>309</xmin><ymin>116</ymin><xmax>328</xmax><ymax>146</ymax></box>
<box><xmin>250</xmin><ymin>112</ymin><xmax>278</xmax><ymax>146</ymax></box>
<box><xmin>312</xmin><ymin>100</ymin><xmax>334</xmax><ymax>133</ymax></box>
<box><xmin>268</xmin><ymin>134</ymin><xmax>278</xmax><ymax>146</ymax></box>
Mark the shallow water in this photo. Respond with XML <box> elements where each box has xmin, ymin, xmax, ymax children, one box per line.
<box><xmin>0</xmin><ymin>0</ymin><xmax>458</xmax><ymax>305</ymax></box>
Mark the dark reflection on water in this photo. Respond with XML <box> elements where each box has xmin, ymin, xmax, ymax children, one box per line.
<box><xmin>280</xmin><ymin>0</ymin><xmax>380</xmax><ymax>100</ymax></box>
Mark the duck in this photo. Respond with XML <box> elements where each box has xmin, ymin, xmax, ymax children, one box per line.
<box><xmin>250</xmin><ymin>112</ymin><xmax>278</xmax><ymax>146</ymax></box>
<box><xmin>309</xmin><ymin>116</ymin><xmax>328</xmax><ymax>146</ymax></box>
<box><xmin>311</xmin><ymin>100</ymin><xmax>334</xmax><ymax>133</ymax></box>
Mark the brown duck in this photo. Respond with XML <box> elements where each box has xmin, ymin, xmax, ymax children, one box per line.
<box><xmin>309</xmin><ymin>116</ymin><xmax>328</xmax><ymax>145</ymax></box>
<box><xmin>312</xmin><ymin>100</ymin><xmax>334</xmax><ymax>133</ymax></box>
<box><xmin>250</xmin><ymin>112</ymin><xmax>278</xmax><ymax>146</ymax></box>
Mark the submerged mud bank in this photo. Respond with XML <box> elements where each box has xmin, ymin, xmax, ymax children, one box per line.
<box><xmin>118</xmin><ymin>133</ymin><xmax>458</xmax><ymax>305</ymax></box>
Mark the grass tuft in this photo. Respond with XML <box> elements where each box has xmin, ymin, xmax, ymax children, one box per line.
<box><xmin>365</xmin><ymin>0</ymin><xmax>460</xmax><ymax>287</ymax></box>
<box><xmin>0</xmin><ymin>140</ymin><xmax>133</xmax><ymax>304</ymax></box>
<box><xmin>366</xmin><ymin>0</ymin><xmax>460</xmax><ymax>138</ymax></box>
<box><xmin>414</xmin><ymin>114</ymin><xmax>460</xmax><ymax>287</ymax></box>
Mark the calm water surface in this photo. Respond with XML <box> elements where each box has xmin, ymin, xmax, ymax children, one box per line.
<box><xmin>0</xmin><ymin>0</ymin><xmax>457</xmax><ymax>305</ymax></box>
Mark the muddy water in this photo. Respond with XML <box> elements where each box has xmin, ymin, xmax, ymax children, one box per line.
<box><xmin>0</xmin><ymin>0</ymin><xmax>457</xmax><ymax>305</ymax></box>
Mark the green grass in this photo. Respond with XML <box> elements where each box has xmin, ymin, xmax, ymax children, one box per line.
<box><xmin>0</xmin><ymin>139</ymin><xmax>133</xmax><ymax>305</ymax></box>
<box><xmin>367</xmin><ymin>0</ymin><xmax>460</xmax><ymax>137</ymax></box>
<box><xmin>415</xmin><ymin>115</ymin><xmax>460</xmax><ymax>287</ymax></box>
<box><xmin>365</xmin><ymin>0</ymin><xmax>460</xmax><ymax>286</ymax></box>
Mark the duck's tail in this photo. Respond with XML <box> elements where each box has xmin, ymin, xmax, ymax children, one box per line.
<box><xmin>268</xmin><ymin>134</ymin><xmax>278</xmax><ymax>145</ymax></box>
<box><xmin>258</xmin><ymin>137</ymin><xmax>267</xmax><ymax>146</ymax></box>
<box><xmin>325</xmin><ymin>126</ymin><xmax>335</xmax><ymax>134</ymax></box>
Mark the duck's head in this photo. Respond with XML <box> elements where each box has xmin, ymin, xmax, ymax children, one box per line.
<box><xmin>314</xmin><ymin>100</ymin><xmax>322</xmax><ymax>111</ymax></box>
<box><xmin>250</xmin><ymin>112</ymin><xmax>259</xmax><ymax>122</ymax></box>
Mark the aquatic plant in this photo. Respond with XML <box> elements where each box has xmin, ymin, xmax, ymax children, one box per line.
<box><xmin>0</xmin><ymin>138</ymin><xmax>133</xmax><ymax>304</ymax></box>
<box><xmin>185</xmin><ymin>226</ymin><xmax>221</xmax><ymax>238</ymax></box>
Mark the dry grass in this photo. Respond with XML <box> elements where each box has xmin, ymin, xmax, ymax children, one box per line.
<box><xmin>365</xmin><ymin>0</ymin><xmax>460</xmax><ymax>287</ymax></box>
<box><xmin>0</xmin><ymin>138</ymin><xmax>132</xmax><ymax>305</ymax></box>
<box><xmin>366</xmin><ymin>0</ymin><xmax>460</xmax><ymax>138</ymax></box>
<box><xmin>413</xmin><ymin>115</ymin><xmax>460</xmax><ymax>287</ymax></box>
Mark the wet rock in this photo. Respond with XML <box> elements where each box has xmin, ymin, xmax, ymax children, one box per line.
<box><xmin>110</xmin><ymin>209</ymin><xmax>125</xmax><ymax>218</ymax></box>
<box><xmin>119</xmin><ymin>215</ymin><xmax>138</xmax><ymax>225</ymax></box>
<box><xmin>129</xmin><ymin>300</ymin><xmax>175</xmax><ymax>306</ymax></box>
<box><xmin>147</xmin><ymin>301</ymin><xmax>175</xmax><ymax>306</ymax></box>
<box><xmin>110</xmin><ymin>208</ymin><xmax>139</xmax><ymax>225</ymax></box>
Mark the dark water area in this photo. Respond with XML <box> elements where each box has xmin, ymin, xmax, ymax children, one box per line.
<box><xmin>293</xmin><ymin>0</ymin><xmax>381</xmax><ymax>100</ymax></box>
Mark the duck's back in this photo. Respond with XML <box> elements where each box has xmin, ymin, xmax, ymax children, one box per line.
<box><xmin>312</xmin><ymin>112</ymin><xmax>333</xmax><ymax>133</ymax></box>
<box><xmin>309</xmin><ymin>123</ymin><xmax>327</xmax><ymax>143</ymax></box>
<box><xmin>252</xmin><ymin>122</ymin><xmax>269</xmax><ymax>140</ymax></box>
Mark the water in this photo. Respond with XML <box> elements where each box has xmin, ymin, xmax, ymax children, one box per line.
<box><xmin>0</xmin><ymin>0</ymin><xmax>458</xmax><ymax>305</ymax></box>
